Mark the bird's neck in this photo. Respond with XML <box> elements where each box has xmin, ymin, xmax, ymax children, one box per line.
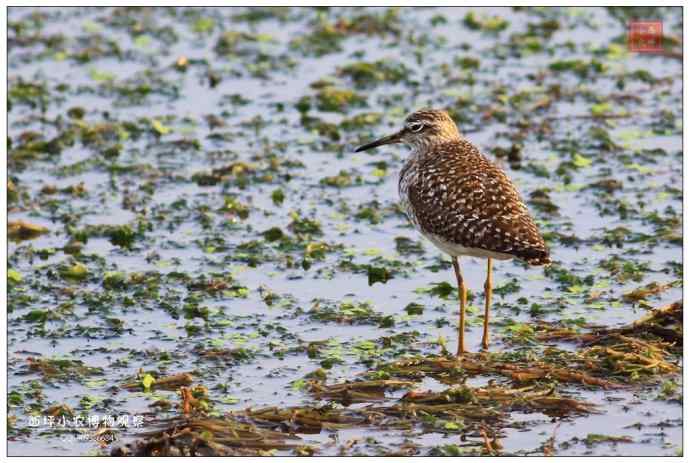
<box><xmin>408</xmin><ymin>135</ymin><xmax>462</xmax><ymax>159</ymax></box>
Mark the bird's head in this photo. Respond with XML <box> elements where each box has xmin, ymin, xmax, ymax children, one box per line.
<box><xmin>355</xmin><ymin>109</ymin><xmax>461</xmax><ymax>153</ymax></box>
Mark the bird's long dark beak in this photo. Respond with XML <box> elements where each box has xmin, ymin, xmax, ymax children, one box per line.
<box><xmin>354</xmin><ymin>130</ymin><xmax>403</xmax><ymax>152</ymax></box>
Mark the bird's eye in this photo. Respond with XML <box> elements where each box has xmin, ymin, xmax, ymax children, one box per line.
<box><xmin>408</xmin><ymin>122</ymin><xmax>424</xmax><ymax>132</ymax></box>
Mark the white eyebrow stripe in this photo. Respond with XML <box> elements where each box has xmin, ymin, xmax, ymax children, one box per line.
<box><xmin>406</xmin><ymin>122</ymin><xmax>426</xmax><ymax>132</ymax></box>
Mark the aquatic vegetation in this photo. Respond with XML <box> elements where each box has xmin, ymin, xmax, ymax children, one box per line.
<box><xmin>463</xmin><ymin>11</ymin><xmax>509</xmax><ymax>32</ymax></box>
<box><xmin>7</xmin><ymin>5</ymin><xmax>682</xmax><ymax>457</ymax></box>
<box><xmin>307</xmin><ymin>86</ymin><xmax>367</xmax><ymax>112</ymax></box>
<box><xmin>337</xmin><ymin>60</ymin><xmax>411</xmax><ymax>88</ymax></box>
<box><xmin>308</xmin><ymin>298</ymin><xmax>391</xmax><ymax>327</ymax></box>
<box><xmin>8</xmin><ymin>220</ymin><xmax>49</xmax><ymax>241</ymax></box>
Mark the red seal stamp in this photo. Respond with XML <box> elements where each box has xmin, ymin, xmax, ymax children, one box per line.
<box><xmin>628</xmin><ymin>20</ymin><xmax>663</xmax><ymax>53</ymax></box>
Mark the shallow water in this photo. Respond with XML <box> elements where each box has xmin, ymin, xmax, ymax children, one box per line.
<box><xmin>7</xmin><ymin>6</ymin><xmax>682</xmax><ymax>456</ymax></box>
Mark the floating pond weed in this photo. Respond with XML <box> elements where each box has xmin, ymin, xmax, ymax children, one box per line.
<box><xmin>7</xmin><ymin>5</ymin><xmax>681</xmax><ymax>457</ymax></box>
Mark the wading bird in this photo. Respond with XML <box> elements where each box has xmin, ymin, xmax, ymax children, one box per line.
<box><xmin>355</xmin><ymin>109</ymin><xmax>550</xmax><ymax>356</ymax></box>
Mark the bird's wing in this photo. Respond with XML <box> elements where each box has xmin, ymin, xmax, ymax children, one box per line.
<box><xmin>407</xmin><ymin>144</ymin><xmax>550</xmax><ymax>264</ymax></box>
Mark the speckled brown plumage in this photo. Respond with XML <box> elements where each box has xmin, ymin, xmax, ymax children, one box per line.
<box><xmin>399</xmin><ymin>136</ymin><xmax>551</xmax><ymax>265</ymax></box>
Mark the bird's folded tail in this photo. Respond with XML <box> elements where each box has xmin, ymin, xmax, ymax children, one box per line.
<box><xmin>512</xmin><ymin>244</ymin><xmax>551</xmax><ymax>266</ymax></box>
<box><xmin>524</xmin><ymin>253</ymin><xmax>552</xmax><ymax>266</ymax></box>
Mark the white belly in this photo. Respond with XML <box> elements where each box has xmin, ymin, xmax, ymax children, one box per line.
<box><xmin>422</xmin><ymin>231</ymin><xmax>514</xmax><ymax>260</ymax></box>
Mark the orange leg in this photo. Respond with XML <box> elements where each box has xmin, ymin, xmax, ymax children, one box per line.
<box><xmin>452</xmin><ymin>257</ymin><xmax>467</xmax><ymax>357</ymax></box>
<box><xmin>481</xmin><ymin>258</ymin><xmax>493</xmax><ymax>350</ymax></box>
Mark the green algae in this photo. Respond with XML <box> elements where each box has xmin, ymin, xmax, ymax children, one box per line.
<box><xmin>309</xmin><ymin>298</ymin><xmax>392</xmax><ymax>327</ymax></box>
<box><xmin>463</xmin><ymin>11</ymin><xmax>509</xmax><ymax>32</ymax></box>
<box><xmin>337</xmin><ymin>60</ymin><xmax>410</xmax><ymax>88</ymax></box>
<box><xmin>7</xmin><ymin>5</ymin><xmax>683</xmax><ymax>458</ymax></box>
<box><xmin>304</xmin><ymin>86</ymin><xmax>367</xmax><ymax>112</ymax></box>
